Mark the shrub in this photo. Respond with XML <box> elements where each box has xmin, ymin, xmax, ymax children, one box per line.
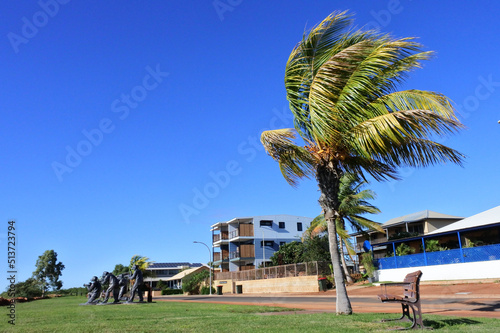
<box><xmin>395</xmin><ymin>243</ymin><xmax>415</xmax><ymax>256</ymax></box>
<box><xmin>325</xmin><ymin>276</ymin><xmax>335</xmax><ymax>289</ymax></box>
<box><xmin>425</xmin><ymin>239</ymin><xmax>448</xmax><ymax>252</ymax></box>
<box><xmin>350</xmin><ymin>273</ymin><xmax>363</xmax><ymax>282</ymax></box>
<box><xmin>200</xmin><ymin>286</ymin><xmax>216</xmax><ymax>295</ymax></box>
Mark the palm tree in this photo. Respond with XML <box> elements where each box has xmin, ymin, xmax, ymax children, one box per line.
<box><xmin>305</xmin><ymin>173</ymin><xmax>382</xmax><ymax>283</ymax></box>
<box><xmin>129</xmin><ymin>255</ymin><xmax>154</xmax><ymax>279</ymax></box>
<box><xmin>261</xmin><ymin>11</ymin><xmax>464</xmax><ymax>314</ymax></box>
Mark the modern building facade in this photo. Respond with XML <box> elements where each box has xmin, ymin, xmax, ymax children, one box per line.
<box><xmin>144</xmin><ymin>262</ymin><xmax>203</xmax><ymax>288</ymax></box>
<box><xmin>211</xmin><ymin>214</ymin><xmax>313</xmax><ymax>272</ymax></box>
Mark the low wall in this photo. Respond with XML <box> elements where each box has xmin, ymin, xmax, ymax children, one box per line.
<box><xmin>233</xmin><ymin>275</ymin><xmax>320</xmax><ymax>294</ymax></box>
<box><xmin>377</xmin><ymin>259</ymin><xmax>500</xmax><ymax>282</ymax></box>
<box><xmin>143</xmin><ymin>290</ymin><xmax>163</xmax><ymax>298</ymax></box>
<box><xmin>213</xmin><ymin>279</ymin><xmax>233</xmax><ymax>294</ymax></box>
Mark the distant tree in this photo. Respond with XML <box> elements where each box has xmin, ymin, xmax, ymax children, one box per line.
<box><xmin>269</xmin><ymin>241</ymin><xmax>305</xmax><ymax>266</ymax></box>
<box><xmin>1</xmin><ymin>278</ymin><xmax>42</xmax><ymax>299</ymax></box>
<box><xmin>32</xmin><ymin>250</ymin><xmax>65</xmax><ymax>296</ymax></box>
<box><xmin>112</xmin><ymin>264</ymin><xmax>129</xmax><ymax>276</ymax></box>
<box><xmin>156</xmin><ymin>279</ymin><xmax>167</xmax><ymax>290</ymax></box>
<box><xmin>302</xmin><ymin>235</ymin><xmax>331</xmax><ymax>263</ymax></box>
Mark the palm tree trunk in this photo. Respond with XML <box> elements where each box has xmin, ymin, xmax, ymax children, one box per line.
<box><xmin>339</xmin><ymin>238</ymin><xmax>354</xmax><ymax>284</ymax></box>
<box><xmin>326</xmin><ymin>215</ymin><xmax>352</xmax><ymax>314</ymax></box>
<box><xmin>317</xmin><ymin>164</ymin><xmax>352</xmax><ymax>314</ymax></box>
<box><xmin>316</xmin><ymin>163</ymin><xmax>352</xmax><ymax>314</ymax></box>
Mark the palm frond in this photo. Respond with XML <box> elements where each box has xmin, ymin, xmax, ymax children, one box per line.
<box><xmin>261</xmin><ymin>129</ymin><xmax>315</xmax><ymax>186</ymax></box>
<box><xmin>285</xmin><ymin>11</ymin><xmax>373</xmax><ymax>142</ymax></box>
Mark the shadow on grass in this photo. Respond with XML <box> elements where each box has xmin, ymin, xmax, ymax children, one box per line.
<box><xmin>424</xmin><ymin>318</ymin><xmax>482</xmax><ymax>329</ymax></box>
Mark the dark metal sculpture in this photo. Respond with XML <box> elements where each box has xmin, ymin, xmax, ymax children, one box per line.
<box><xmin>83</xmin><ymin>276</ymin><xmax>102</xmax><ymax>305</ymax></box>
<box><xmin>127</xmin><ymin>264</ymin><xmax>144</xmax><ymax>303</ymax></box>
<box><xmin>117</xmin><ymin>273</ymin><xmax>129</xmax><ymax>301</ymax></box>
<box><xmin>100</xmin><ymin>271</ymin><xmax>120</xmax><ymax>303</ymax></box>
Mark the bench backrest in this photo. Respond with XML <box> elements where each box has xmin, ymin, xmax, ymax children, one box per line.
<box><xmin>402</xmin><ymin>270</ymin><xmax>422</xmax><ymax>300</ymax></box>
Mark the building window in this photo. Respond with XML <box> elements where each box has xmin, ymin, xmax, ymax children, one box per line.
<box><xmin>260</xmin><ymin>220</ymin><xmax>273</xmax><ymax>227</ymax></box>
<box><xmin>280</xmin><ymin>241</ymin><xmax>286</xmax><ymax>247</ymax></box>
<box><xmin>297</xmin><ymin>222</ymin><xmax>303</xmax><ymax>231</ymax></box>
<box><xmin>279</xmin><ymin>222</ymin><xmax>285</xmax><ymax>229</ymax></box>
<box><xmin>261</xmin><ymin>240</ymin><xmax>274</xmax><ymax>247</ymax></box>
<box><xmin>408</xmin><ymin>224</ymin><xmax>424</xmax><ymax>234</ymax></box>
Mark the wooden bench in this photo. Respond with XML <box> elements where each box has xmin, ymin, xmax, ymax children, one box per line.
<box><xmin>377</xmin><ymin>270</ymin><xmax>428</xmax><ymax>330</ymax></box>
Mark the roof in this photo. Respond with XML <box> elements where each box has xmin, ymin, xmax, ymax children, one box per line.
<box><xmin>147</xmin><ymin>262</ymin><xmax>203</xmax><ymax>269</ymax></box>
<box><xmin>427</xmin><ymin>205</ymin><xmax>500</xmax><ymax>235</ymax></box>
<box><xmin>210</xmin><ymin>214</ymin><xmax>313</xmax><ymax>228</ymax></box>
<box><xmin>383</xmin><ymin>210</ymin><xmax>463</xmax><ymax>228</ymax></box>
<box><xmin>164</xmin><ymin>265</ymin><xmax>209</xmax><ymax>281</ymax></box>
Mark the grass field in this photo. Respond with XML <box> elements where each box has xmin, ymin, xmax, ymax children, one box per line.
<box><xmin>1</xmin><ymin>297</ymin><xmax>499</xmax><ymax>332</ymax></box>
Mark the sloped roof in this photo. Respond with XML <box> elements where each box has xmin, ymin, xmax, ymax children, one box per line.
<box><xmin>383</xmin><ymin>210</ymin><xmax>463</xmax><ymax>227</ymax></box>
<box><xmin>427</xmin><ymin>205</ymin><xmax>500</xmax><ymax>235</ymax></box>
<box><xmin>148</xmin><ymin>262</ymin><xmax>203</xmax><ymax>269</ymax></box>
<box><xmin>164</xmin><ymin>265</ymin><xmax>209</xmax><ymax>281</ymax></box>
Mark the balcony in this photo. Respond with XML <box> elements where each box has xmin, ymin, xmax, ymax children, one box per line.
<box><xmin>213</xmin><ymin>231</ymin><xmax>229</xmax><ymax>243</ymax></box>
<box><xmin>229</xmin><ymin>244</ymin><xmax>255</xmax><ymax>259</ymax></box>
<box><xmin>229</xmin><ymin>224</ymin><xmax>254</xmax><ymax>239</ymax></box>
<box><xmin>213</xmin><ymin>250</ymin><xmax>229</xmax><ymax>262</ymax></box>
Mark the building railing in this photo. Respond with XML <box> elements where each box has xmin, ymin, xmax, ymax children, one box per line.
<box><xmin>213</xmin><ymin>251</ymin><xmax>229</xmax><ymax>262</ymax></box>
<box><xmin>214</xmin><ymin>261</ymin><xmax>331</xmax><ymax>281</ymax></box>
<box><xmin>213</xmin><ymin>233</ymin><xmax>229</xmax><ymax>243</ymax></box>
<box><xmin>228</xmin><ymin>225</ymin><xmax>254</xmax><ymax>239</ymax></box>
<box><xmin>375</xmin><ymin>243</ymin><xmax>500</xmax><ymax>270</ymax></box>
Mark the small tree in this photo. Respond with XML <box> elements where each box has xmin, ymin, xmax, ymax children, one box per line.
<box><xmin>360</xmin><ymin>252</ymin><xmax>376</xmax><ymax>278</ymax></box>
<box><xmin>156</xmin><ymin>279</ymin><xmax>167</xmax><ymax>290</ymax></box>
<box><xmin>269</xmin><ymin>241</ymin><xmax>305</xmax><ymax>266</ymax></box>
<box><xmin>182</xmin><ymin>270</ymin><xmax>210</xmax><ymax>295</ymax></box>
<box><xmin>112</xmin><ymin>264</ymin><xmax>129</xmax><ymax>276</ymax></box>
<box><xmin>32</xmin><ymin>250</ymin><xmax>65</xmax><ymax>296</ymax></box>
<box><xmin>302</xmin><ymin>235</ymin><xmax>331</xmax><ymax>263</ymax></box>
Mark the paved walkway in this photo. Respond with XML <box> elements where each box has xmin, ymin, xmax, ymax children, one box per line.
<box><xmin>157</xmin><ymin>280</ymin><xmax>500</xmax><ymax>318</ymax></box>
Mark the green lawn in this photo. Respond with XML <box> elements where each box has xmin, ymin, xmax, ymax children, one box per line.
<box><xmin>1</xmin><ymin>297</ymin><xmax>499</xmax><ymax>332</ymax></box>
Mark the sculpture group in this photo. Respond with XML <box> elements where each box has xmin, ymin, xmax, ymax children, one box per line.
<box><xmin>82</xmin><ymin>265</ymin><xmax>145</xmax><ymax>305</ymax></box>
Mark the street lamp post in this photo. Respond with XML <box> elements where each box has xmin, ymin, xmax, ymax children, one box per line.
<box><xmin>193</xmin><ymin>241</ymin><xmax>212</xmax><ymax>295</ymax></box>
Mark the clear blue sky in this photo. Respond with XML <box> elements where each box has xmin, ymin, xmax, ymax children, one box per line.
<box><xmin>1</xmin><ymin>0</ymin><xmax>499</xmax><ymax>290</ymax></box>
